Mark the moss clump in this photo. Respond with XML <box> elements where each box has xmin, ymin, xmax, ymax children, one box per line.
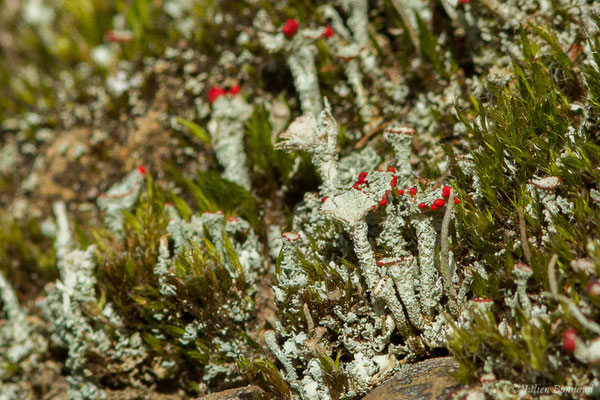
<box><xmin>446</xmin><ymin>21</ymin><xmax>600</xmax><ymax>391</ymax></box>
<box><xmin>92</xmin><ymin>177</ymin><xmax>264</xmax><ymax>394</ymax></box>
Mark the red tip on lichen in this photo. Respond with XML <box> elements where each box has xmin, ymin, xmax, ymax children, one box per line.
<box><xmin>322</xmin><ymin>26</ymin><xmax>334</xmax><ymax>38</ymax></box>
<box><xmin>261</xmin><ymin>329</ymin><xmax>275</xmax><ymax>341</ymax></box>
<box><xmin>587</xmin><ymin>280</ymin><xmax>600</xmax><ymax>297</ymax></box>
<box><xmin>418</xmin><ymin>202</ymin><xmax>427</xmax><ymax>209</ymax></box>
<box><xmin>454</xmin><ymin>198</ymin><xmax>460</xmax><ymax>204</ymax></box>
<box><xmin>433</xmin><ymin>199</ymin><xmax>446</xmax><ymax>208</ymax></box>
<box><xmin>204</xmin><ymin>210</ymin><xmax>224</xmax><ymax>216</ymax></box>
<box><xmin>358</xmin><ymin>172</ymin><xmax>368</xmax><ymax>184</ymax></box>
<box><xmin>390</xmin><ymin>176</ymin><xmax>397</xmax><ymax>188</ymax></box>
<box><xmin>104</xmin><ymin>31</ymin><xmax>117</xmax><ymax>42</ymax></box>
<box><xmin>208</xmin><ymin>86</ymin><xmax>227</xmax><ymax>103</ymax></box>
<box><xmin>136</xmin><ymin>166</ymin><xmax>147</xmax><ymax>175</ymax></box>
<box><xmin>514</xmin><ymin>263</ymin><xmax>532</xmax><ymax>273</ymax></box>
<box><xmin>229</xmin><ymin>85</ymin><xmax>240</xmax><ymax>95</ymax></box>
<box><xmin>386</xmin><ymin>127</ymin><xmax>416</xmax><ymax>135</ymax></box>
<box><xmin>353</xmin><ymin>182</ymin><xmax>361</xmax><ymax>190</ymax></box>
<box><xmin>282</xmin><ymin>19</ymin><xmax>299</xmax><ymax>37</ymax></box>
<box><xmin>442</xmin><ymin>185</ymin><xmax>452</xmax><ymax>197</ymax></box>
<box><xmin>398</xmin><ymin>189</ymin><xmax>405</xmax><ymax>195</ymax></box>
<box><xmin>104</xmin><ymin>30</ymin><xmax>131</xmax><ymax>43</ymax></box>
<box><xmin>379</xmin><ymin>197</ymin><xmax>387</xmax><ymax>206</ymax></box>
<box><xmin>530</xmin><ymin>176</ymin><xmax>562</xmax><ymax>190</ymax></box>
<box><xmin>562</xmin><ymin>327</ymin><xmax>577</xmax><ymax>352</ymax></box>
<box><xmin>282</xmin><ymin>232</ymin><xmax>301</xmax><ymax>241</ymax></box>
<box><xmin>459</xmin><ymin>0</ymin><xmax>469</xmax><ymax>3</ymax></box>
<box><xmin>472</xmin><ymin>297</ymin><xmax>493</xmax><ymax>303</ymax></box>
<box><xmin>409</xmin><ymin>187</ymin><xmax>417</xmax><ymax>196</ymax></box>
<box><xmin>321</xmin><ymin>196</ymin><xmax>329</xmax><ymax>203</ymax></box>
<box><xmin>387</xmin><ymin>166</ymin><xmax>396</xmax><ymax>173</ymax></box>
<box><xmin>431</xmin><ymin>205</ymin><xmax>438</xmax><ymax>211</ymax></box>
<box><xmin>479</xmin><ymin>374</ymin><xmax>496</xmax><ymax>383</ymax></box>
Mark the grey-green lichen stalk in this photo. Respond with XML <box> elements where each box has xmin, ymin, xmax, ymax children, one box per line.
<box><xmin>275</xmin><ymin>99</ymin><xmax>338</xmax><ymax>191</ymax></box>
<box><xmin>0</xmin><ymin>270</ymin><xmax>46</xmax><ymax>398</ymax></box>
<box><xmin>39</xmin><ymin>202</ymin><xmax>111</xmax><ymax>400</ymax></box>
<box><xmin>320</xmin><ymin>0</ymin><xmax>378</xmax><ymax>126</ymax></box>
<box><xmin>97</xmin><ymin>167</ymin><xmax>146</xmax><ymax>232</ymax></box>
<box><xmin>257</xmin><ymin>11</ymin><xmax>323</xmax><ymax>118</ymax></box>
<box><xmin>208</xmin><ymin>93</ymin><xmax>253</xmax><ymax>190</ymax></box>
<box><xmin>270</xmin><ymin>112</ymin><xmax>466</xmax><ymax>398</ymax></box>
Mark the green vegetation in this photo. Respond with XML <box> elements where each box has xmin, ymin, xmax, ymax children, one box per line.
<box><xmin>92</xmin><ymin>177</ymin><xmax>261</xmax><ymax>392</ymax></box>
<box><xmin>1</xmin><ymin>0</ymin><xmax>600</xmax><ymax>399</ymax></box>
<box><xmin>446</xmin><ymin>21</ymin><xmax>600</xmax><ymax>387</ymax></box>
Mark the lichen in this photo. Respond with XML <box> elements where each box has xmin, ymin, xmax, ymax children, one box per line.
<box><xmin>3</xmin><ymin>1</ymin><xmax>600</xmax><ymax>399</ymax></box>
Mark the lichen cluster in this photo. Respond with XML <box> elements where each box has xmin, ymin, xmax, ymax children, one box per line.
<box><xmin>1</xmin><ymin>0</ymin><xmax>600</xmax><ymax>399</ymax></box>
<box><xmin>257</xmin><ymin>103</ymin><xmax>465</xmax><ymax>398</ymax></box>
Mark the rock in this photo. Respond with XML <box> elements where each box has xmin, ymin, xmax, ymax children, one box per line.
<box><xmin>201</xmin><ymin>386</ymin><xmax>265</xmax><ymax>400</ymax></box>
<box><xmin>362</xmin><ymin>357</ymin><xmax>462</xmax><ymax>400</ymax></box>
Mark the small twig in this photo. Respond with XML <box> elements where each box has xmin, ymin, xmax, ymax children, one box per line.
<box><xmin>517</xmin><ymin>205</ymin><xmax>532</xmax><ymax>266</ymax></box>
<box><xmin>434</xmin><ymin>169</ymin><xmax>452</xmax><ymax>188</ymax></box>
<box><xmin>354</xmin><ymin>121</ymin><xmax>391</xmax><ymax>149</ymax></box>
<box><xmin>547</xmin><ymin>253</ymin><xmax>559</xmax><ymax>296</ymax></box>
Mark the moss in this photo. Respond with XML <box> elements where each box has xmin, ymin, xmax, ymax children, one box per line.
<box><xmin>93</xmin><ymin>177</ymin><xmax>261</xmax><ymax>393</ymax></box>
<box><xmin>445</xmin><ymin>21</ymin><xmax>600</xmax><ymax>389</ymax></box>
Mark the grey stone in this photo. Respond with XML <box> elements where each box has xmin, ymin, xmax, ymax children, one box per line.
<box><xmin>362</xmin><ymin>357</ymin><xmax>462</xmax><ymax>400</ymax></box>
